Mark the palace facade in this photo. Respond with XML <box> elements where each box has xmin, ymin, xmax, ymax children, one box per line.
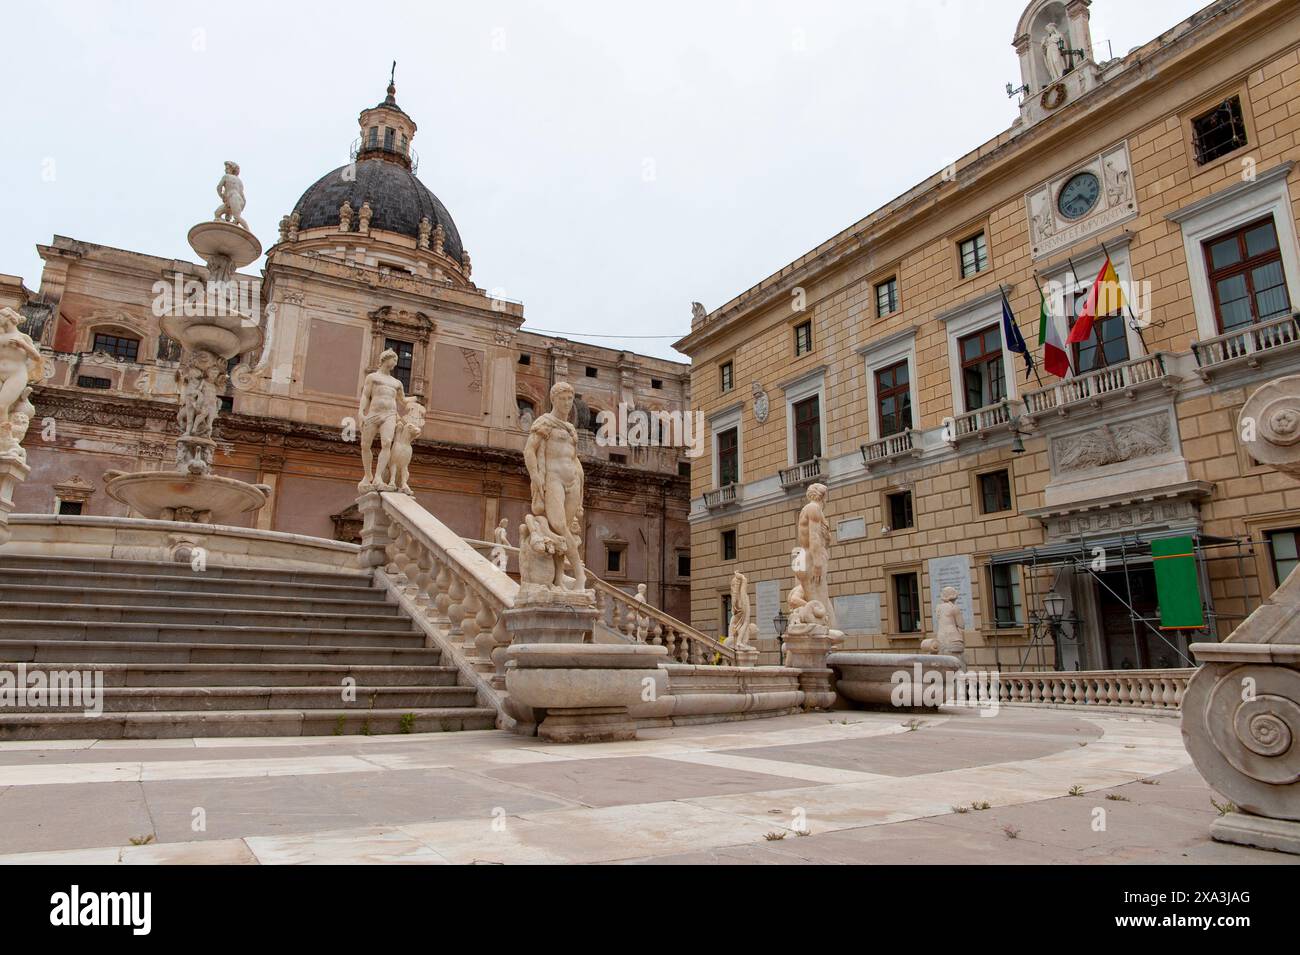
<box><xmin>676</xmin><ymin>0</ymin><xmax>1300</xmax><ymax>669</ymax></box>
<box><xmin>0</xmin><ymin>81</ymin><xmax>694</xmax><ymax>619</ymax></box>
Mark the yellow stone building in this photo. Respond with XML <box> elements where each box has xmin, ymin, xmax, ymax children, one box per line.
<box><xmin>675</xmin><ymin>0</ymin><xmax>1300</xmax><ymax>671</ymax></box>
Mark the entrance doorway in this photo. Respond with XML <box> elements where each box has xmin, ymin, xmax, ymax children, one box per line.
<box><xmin>1095</xmin><ymin>567</ymin><xmax>1186</xmax><ymax>669</ymax></box>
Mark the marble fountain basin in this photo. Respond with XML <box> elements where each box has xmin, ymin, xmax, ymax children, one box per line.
<box><xmin>828</xmin><ymin>651</ymin><xmax>965</xmax><ymax>711</ymax></box>
<box><xmin>104</xmin><ymin>470</ymin><xmax>271</xmax><ymax>524</ymax></box>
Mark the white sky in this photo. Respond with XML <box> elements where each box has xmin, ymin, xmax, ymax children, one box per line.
<box><xmin>3</xmin><ymin>0</ymin><xmax>1207</xmax><ymax>361</ymax></box>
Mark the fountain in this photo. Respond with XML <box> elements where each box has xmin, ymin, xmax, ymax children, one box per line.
<box><xmin>104</xmin><ymin>162</ymin><xmax>271</xmax><ymax>524</ymax></box>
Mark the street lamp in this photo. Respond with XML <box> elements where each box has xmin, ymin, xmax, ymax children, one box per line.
<box><xmin>772</xmin><ymin>611</ymin><xmax>788</xmax><ymax>664</ymax></box>
<box><xmin>1043</xmin><ymin>590</ymin><xmax>1066</xmax><ymax>621</ymax></box>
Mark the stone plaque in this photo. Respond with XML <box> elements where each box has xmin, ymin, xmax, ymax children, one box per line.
<box><xmin>755</xmin><ymin>579</ymin><xmax>781</xmax><ymax>635</ymax></box>
<box><xmin>928</xmin><ymin>555</ymin><xmax>973</xmax><ymax>628</ymax></box>
<box><xmin>833</xmin><ymin>593</ymin><xmax>881</xmax><ymax>635</ymax></box>
<box><xmin>837</xmin><ymin>517</ymin><xmax>866</xmax><ymax>542</ymax></box>
<box><xmin>1025</xmin><ymin>141</ymin><xmax>1136</xmax><ymax>259</ymax></box>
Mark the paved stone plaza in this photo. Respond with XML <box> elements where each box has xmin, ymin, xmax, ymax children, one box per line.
<box><xmin>0</xmin><ymin>707</ymin><xmax>1292</xmax><ymax>865</ymax></box>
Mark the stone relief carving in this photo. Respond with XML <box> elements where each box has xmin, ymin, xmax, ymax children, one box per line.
<box><xmin>1054</xmin><ymin>413</ymin><xmax>1172</xmax><ymax>474</ymax></box>
<box><xmin>1024</xmin><ymin>142</ymin><xmax>1136</xmax><ymax>258</ymax></box>
<box><xmin>751</xmin><ymin>381</ymin><xmax>769</xmax><ymax>423</ymax></box>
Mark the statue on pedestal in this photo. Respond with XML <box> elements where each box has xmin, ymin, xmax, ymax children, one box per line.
<box><xmin>727</xmin><ymin>570</ymin><xmax>757</xmax><ymax>650</ymax></box>
<box><xmin>490</xmin><ymin>518</ymin><xmax>511</xmax><ymax>572</ymax></box>
<box><xmin>520</xmin><ymin>381</ymin><xmax>588</xmax><ymax>596</ymax></box>
<box><xmin>357</xmin><ymin>348</ymin><xmax>407</xmax><ymax>491</ymax></box>
<box><xmin>634</xmin><ymin>582</ymin><xmax>650</xmax><ymax>641</ymax></box>
<box><xmin>1041</xmin><ymin>23</ymin><xmax>1067</xmax><ymax>84</ymax></box>
<box><xmin>922</xmin><ymin>586</ymin><xmax>967</xmax><ymax>665</ymax></box>
<box><xmin>797</xmin><ymin>482</ymin><xmax>836</xmax><ymax>629</ymax></box>
<box><xmin>213</xmin><ymin>161</ymin><xmax>249</xmax><ymax>230</ymax></box>
<box><xmin>0</xmin><ymin>308</ymin><xmax>44</xmax><ymax>463</ymax></box>
<box><xmin>376</xmin><ymin>396</ymin><xmax>424</xmax><ymax>495</ymax></box>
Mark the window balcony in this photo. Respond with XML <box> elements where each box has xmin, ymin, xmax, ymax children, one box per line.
<box><xmin>778</xmin><ymin>457</ymin><xmax>823</xmax><ymax>490</ymax></box>
<box><xmin>1020</xmin><ymin>353</ymin><xmax>1174</xmax><ymax>424</ymax></box>
<box><xmin>947</xmin><ymin>400</ymin><xmax>1015</xmax><ymax>445</ymax></box>
<box><xmin>703</xmin><ymin>483</ymin><xmax>739</xmax><ymax>510</ymax></box>
<box><xmin>860</xmin><ymin>429</ymin><xmax>921</xmax><ymax>469</ymax></box>
<box><xmin>1191</xmin><ymin>313</ymin><xmax>1300</xmax><ymax>380</ymax></box>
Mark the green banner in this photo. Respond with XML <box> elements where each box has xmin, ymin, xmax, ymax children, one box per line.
<box><xmin>1152</xmin><ymin>535</ymin><xmax>1204</xmax><ymax>629</ymax></box>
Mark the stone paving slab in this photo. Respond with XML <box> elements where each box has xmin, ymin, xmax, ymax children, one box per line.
<box><xmin>0</xmin><ymin>709</ymin><xmax>1292</xmax><ymax>865</ymax></box>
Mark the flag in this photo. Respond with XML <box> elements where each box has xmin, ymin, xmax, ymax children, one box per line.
<box><xmin>1038</xmin><ymin>286</ymin><xmax>1071</xmax><ymax>378</ymax></box>
<box><xmin>1001</xmin><ymin>293</ymin><xmax>1035</xmax><ymax>381</ymax></box>
<box><xmin>1068</xmin><ymin>254</ymin><xmax>1125</xmax><ymax>344</ymax></box>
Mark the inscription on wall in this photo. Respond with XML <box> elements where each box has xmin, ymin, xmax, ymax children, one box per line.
<box><xmin>837</xmin><ymin>517</ymin><xmax>867</xmax><ymax>542</ymax></box>
<box><xmin>833</xmin><ymin>594</ymin><xmax>882</xmax><ymax>635</ymax></box>
<box><xmin>755</xmin><ymin>579</ymin><xmax>781</xmax><ymax>635</ymax></box>
<box><xmin>927</xmin><ymin>555</ymin><xmax>973</xmax><ymax>630</ymax></box>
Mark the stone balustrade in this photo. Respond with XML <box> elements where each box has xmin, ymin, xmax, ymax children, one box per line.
<box><xmin>703</xmin><ymin>483</ymin><xmax>738</xmax><ymax>510</ymax></box>
<box><xmin>1021</xmin><ymin>353</ymin><xmax>1171</xmax><ymax>419</ymax></box>
<box><xmin>1191</xmin><ymin>312</ymin><xmax>1300</xmax><ymax>378</ymax></box>
<box><xmin>997</xmin><ymin>668</ymin><xmax>1194</xmax><ymax>711</ymax></box>
<box><xmin>778</xmin><ymin>457</ymin><xmax>823</xmax><ymax>489</ymax></box>
<box><xmin>948</xmin><ymin>399</ymin><xmax>1014</xmax><ymax>443</ymax></box>
<box><xmin>365</xmin><ymin>492</ymin><xmax>519</xmax><ymax>690</ymax></box>
<box><xmin>860</xmin><ymin>428</ymin><xmax>921</xmax><ymax>469</ymax></box>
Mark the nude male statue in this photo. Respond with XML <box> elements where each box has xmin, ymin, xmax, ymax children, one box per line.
<box><xmin>214</xmin><ymin>161</ymin><xmax>249</xmax><ymax>230</ymax></box>
<box><xmin>358</xmin><ymin>349</ymin><xmax>406</xmax><ymax>490</ymax></box>
<box><xmin>523</xmin><ymin>381</ymin><xmax>586</xmax><ymax>590</ymax></box>
<box><xmin>797</xmin><ymin>482</ymin><xmax>835</xmax><ymax>628</ymax></box>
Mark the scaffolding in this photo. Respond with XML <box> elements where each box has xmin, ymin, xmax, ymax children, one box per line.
<box><xmin>987</xmin><ymin>530</ymin><xmax>1261</xmax><ymax>672</ymax></box>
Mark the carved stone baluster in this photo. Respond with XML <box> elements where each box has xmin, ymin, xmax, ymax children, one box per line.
<box><xmin>445</xmin><ymin>575</ymin><xmax>466</xmax><ymax>637</ymax></box>
<box><xmin>488</xmin><ymin>613</ymin><xmax>511</xmax><ymax>689</ymax></box>
<box><xmin>473</xmin><ymin>596</ymin><xmax>498</xmax><ymax>672</ymax></box>
<box><xmin>461</xmin><ymin>587</ymin><xmax>482</xmax><ymax>655</ymax></box>
<box><xmin>431</xmin><ymin>561</ymin><xmax>452</xmax><ymax>624</ymax></box>
<box><xmin>413</xmin><ymin>547</ymin><xmax>435</xmax><ymax>613</ymax></box>
<box><xmin>1138</xmin><ymin>678</ymin><xmax>1152</xmax><ymax>709</ymax></box>
<box><xmin>650</xmin><ymin>620</ymin><xmax>662</xmax><ymax>646</ymax></box>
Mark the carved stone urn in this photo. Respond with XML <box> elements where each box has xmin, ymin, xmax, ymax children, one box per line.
<box><xmin>1181</xmin><ymin>375</ymin><xmax>1300</xmax><ymax>853</ymax></box>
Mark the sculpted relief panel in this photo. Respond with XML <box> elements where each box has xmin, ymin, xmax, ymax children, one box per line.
<box><xmin>1025</xmin><ymin>141</ymin><xmax>1136</xmax><ymax>259</ymax></box>
<box><xmin>1052</xmin><ymin>412</ymin><xmax>1172</xmax><ymax>475</ymax></box>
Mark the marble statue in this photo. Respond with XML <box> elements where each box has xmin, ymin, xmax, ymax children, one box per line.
<box><xmin>1041</xmin><ymin>23</ymin><xmax>1067</xmax><ymax>83</ymax></box>
<box><xmin>518</xmin><ymin>513</ymin><xmax>567</xmax><ymax>589</ymax></box>
<box><xmin>490</xmin><ymin>517</ymin><xmax>511</xmax><ymax>572</ymax></box>
<box><xmin>358</xmin><ymin>201</ymin><xmax>373</xmax><ymax>233</ymax></box>
<box><xmin>521</xmin><ymin>380</ymin><xmax>586</xmax><ymax>591</ymax></box>
<box><xmin>375</xmin><ymin>396</ymin><xmax>424</xmax><ymax>495</ymax></box>
<box><xmin>727</xmin><ymin>570</ymin><xmax>757</xmax><ymax>650</ymax></box>
<box><xmin>213</xmin><ymin>161</ymin><xmax>249</xmax><ymax>230</ymax></box>
<box><xmin>927</xmin><ymin>585</ymin><xmax>967</xmax><ymax>665</ymax></box>
<box><xmin>797</xmin><ymin>483</ymin><xmax>836</xmax><ymax>628</ymax></box>
<box><xmin>691</xmin><ymin>302</ymin><xmax>707</xmax><ymax>323</ymax></box>
<box><xmin>0</xmin><ymin>307</ymin><xmax>45</xmax><ymax>463</ymax></box>
<box><xmin>418</xmin><ymin>216</ymin><xmax>433</xmax><ymax>250</ymax></box>
<box><xmin>339</xmin><ymin>200</ymin><xmax>354</xmax><ymax>233</ymax></box>
<box><xmin>357</xmin><ymin>348</ymin><xmax>408</xmax><ymax>490</ymax></box>
<box><xmin>461</xmin><ymin>251</ymin><xmax>472</xmax><ymax>278</ymax></box>
<box><xmin>633</xmin><ymin>582</ymin><xmax>650</xmax><ymax>641</ymax></box>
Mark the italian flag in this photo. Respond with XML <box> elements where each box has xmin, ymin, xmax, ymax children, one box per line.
<box><xmin>1039</xmin><ymin>286</ymin><xmax>1071</xmax><ymax>378</ymax></box>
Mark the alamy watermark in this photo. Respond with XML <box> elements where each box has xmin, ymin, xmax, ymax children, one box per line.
<box><xmin>891</xmin><ymin>664</ymin><xmax>1000</xmax><ymax>716</ymax></box>
<box><xmin>0</xmin><ymin>664</ymin><xmax>104</xmax><ymax>717</ymax></box>
<box><xmin>594</xmin><ymin>403</ymin><xmax>705</xmax><ymax>458</ymax></box>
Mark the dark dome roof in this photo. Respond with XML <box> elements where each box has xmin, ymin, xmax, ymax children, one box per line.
<box><xmin>292</xmin><ymin>158</ymin><xmax>464</xmax><ymax>265</ymax></box>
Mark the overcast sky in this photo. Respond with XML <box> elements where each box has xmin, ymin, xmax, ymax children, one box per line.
<box><xmin>4</xmin><ymin>0</ymin><xmax>1206</xmax><ymax>361</ymax></box>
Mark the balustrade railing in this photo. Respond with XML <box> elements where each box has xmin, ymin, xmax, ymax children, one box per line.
<box><xmin>463</xmin><ymin>536</ymin><xmax>737</xmax><ymax>666</ymax></box>
<box><xmin>996</xmin><ymin>668</ymin><xmax>1194</xmax><ymax>711</ymax></box>
<box><xmin>778</xmin><ymin>457</ymin><xmax>823</xmax><ymax>489</ymax></box>
<box><xmin>1191</xmin><ymin>313</ymin><xmax>1300</xmax><ymax>374</ymax></box>
<box><xmin>948</xmin><ymin>400</ymin><xmax>1014</xmax><ymax>442</ymax></box>
<box><xmin>861</xmin><ymin>429</ymin><xmax>920</xmax><ymax>468</ymax></box>
<box><xmin>1021</xmin><ymin>353</ymin><xmax>1170</xmax><ymax>418</ymax></box>
<box><xmin>703</xmin><ymin>483</ymin><xmax>738</xmax><ymax>509</ymax></box>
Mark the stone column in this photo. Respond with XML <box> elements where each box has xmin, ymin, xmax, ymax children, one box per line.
<box><xmin>1182</xmin><ymin>375</ymin><xmax>1300</xmax><ymax>854</ymax></box>
<box><xmin>0</xmin><ymin>457</ymin><xmax>30</xmax><ymax>547</ymax></box>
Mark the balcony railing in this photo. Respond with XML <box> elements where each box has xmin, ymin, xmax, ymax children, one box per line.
<box><xmin>947</xmin><ymin>400</ymin><xmax>1014</xmax><ymax>444</ymax></box>
<box><xmin>703</xmin><ymin>483</ymin><xmax>738</xmax><ymax>510</ymax></box>
<box><xmin>861</xmin><ymin>429</ymin><xmax>921</xmax><ymax>469</ymax></box>
<box><xmin>997</xmin><ymin>668</ymin><xmax>1194</xmax><ymax>711</ymax></box>
<box><xmin>778</xmin><ymin>457</ymin><xmax>823</xmax><ymax>489</ymax></box>
<box><xmin>1021</xmin><ymin>353</ymin><xmax>1172</xmax><ymax>420</ymax></box>
<box><xmin>1191</xmin><ymin>313</ymin><xmax>1300</xmax><ymax>377</ymax></box>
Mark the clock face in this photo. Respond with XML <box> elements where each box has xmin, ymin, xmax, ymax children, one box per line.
<box><xmin>1057</xmin><ymin>172</ymin><xmax>1101</xmax><ymax>220</ymax></box>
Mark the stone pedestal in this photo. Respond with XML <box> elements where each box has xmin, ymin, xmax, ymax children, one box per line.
<box><xmin>0</xmin><ymin>456</ymin><xmax>30</xmax><ymax>547</ymax></box>
<box><xmin>782</xmin><ymin>630</ymin><xmax>836</xmax><ymax>710</ymax></box>
<box><xmin>504</xmin><ymin>642</ymin><xmax>666</xmax><ymax>743</ymax></box>
<box><xmin>356</xmin><ymin>491</ymin><xmax>391</xmax><ymax>569</ymax></box>
<box><xmin>733</xmin><ymin>646</ymin><xmax>760</xmax><ymax>668</ymax></box>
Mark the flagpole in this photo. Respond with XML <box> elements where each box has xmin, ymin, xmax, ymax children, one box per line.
<box><xmin>1099</xmin><ymin>239</ymin><xmax>1150</xmax><ymax>356</ymax></box>
<box><xmin>1001</xmin><ymin>287</ymin><xmax>1043</xmax><ymax>387</ymax></box>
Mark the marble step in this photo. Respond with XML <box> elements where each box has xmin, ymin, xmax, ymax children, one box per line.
<box><xmin>0</xmin><ymin>620</ymin><xmax>426</xmax><ymax>649</ymax></box>
<box><xmin>2</xmin><ymin>684</ymin><xmax>479</xmax><ymax>713</ymax></box>
<box><xmin>0</xmin><ymin>638</ymin><xmax>443</xmax><ymax>667</ymax></box>
<box><xmin>1</xmin><ymin>660</ymin><xmax>460</xmax><ymax>687</ymax></box>
<box><xmin>0</xmin><ymin>601</ymin><xmax>415</xmax><ymax>632</ymax></box>
<box><xmin>0</xmin><ymin>554</ymin><xmax>373</xmax><ymax>588</ymax></box>
<box><xmin>0</xmin><ymin>583</ymin><xmax>401</xmax><ymax>616</ymax></box>
<box><xmin>0</xmin><ymin>567</ymin><xmax>389</xmax><ymax>602</ymax></box>
<box><xmin>0</xmin><ymin>706</ymin><xmax>499</xmax><ymax>740</ymax></box>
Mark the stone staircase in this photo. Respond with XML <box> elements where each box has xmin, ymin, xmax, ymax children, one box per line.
<box><xmin>0</xmin><ymin>554</ymin><xmax>497</xmax><ymax>740</ymax></box>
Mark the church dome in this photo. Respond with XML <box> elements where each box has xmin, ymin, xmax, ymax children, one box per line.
<box><xmin>291</xmin><ymin>159</ymin><xmax>465</xmax><ymax>265</ymax></box>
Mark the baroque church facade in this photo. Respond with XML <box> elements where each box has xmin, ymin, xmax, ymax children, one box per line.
<box><xmin>0</xmin><ymin>80</ymin><xmax>694</xmax><ymax>620</ymax></box>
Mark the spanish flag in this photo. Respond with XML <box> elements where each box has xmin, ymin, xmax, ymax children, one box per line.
<box><xmin>1067</xmin><ymin>254</ymin><xmax>1125</xmax><ymax>344</ymax></box>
